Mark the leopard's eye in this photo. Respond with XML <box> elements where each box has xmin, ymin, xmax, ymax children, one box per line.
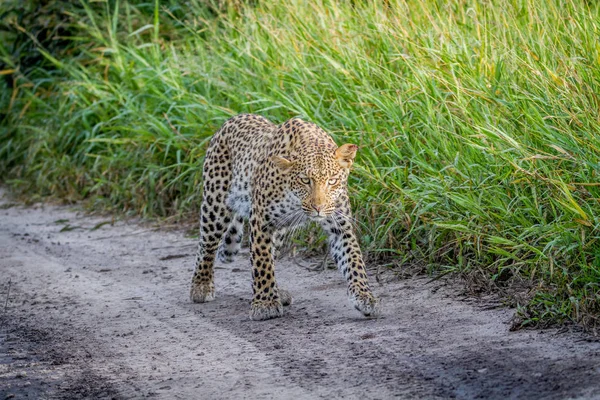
<box><xmin>328</xmin><ymin>177</ymin><xmax>339</xmax><ymax>186</ymax></box>
<box><xmin>299</xmin><ymin>177</ymin><xmax>311</xmax><ymax>185</ymax></box>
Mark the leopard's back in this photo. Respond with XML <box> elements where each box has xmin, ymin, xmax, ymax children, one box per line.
<box><xmin>205</xmin><ymin>114</ymin><xmax>277</xmax><ymax>218</ymax></box>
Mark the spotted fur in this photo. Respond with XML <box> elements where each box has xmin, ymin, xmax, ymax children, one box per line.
<box><xmin>190</xmin><ymin>114</ymin><xmax>379</xmax><ymax>320</ymax></box>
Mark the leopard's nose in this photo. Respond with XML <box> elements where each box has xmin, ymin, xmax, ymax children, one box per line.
<box><xmin>312</xmin><ymin>204</ymin><xmax>324</xmax><ymax>213</ymax></box>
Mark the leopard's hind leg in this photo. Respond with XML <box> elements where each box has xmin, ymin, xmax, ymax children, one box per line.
<box><xmin>217</xmin><ymin>213</ymin><xmax>244</xmax><ymax>263</ymax></box>
<box><xmin>190</xmin><ymin>138</ymin><xmax>233</xmax><ymax>303</ymax></box>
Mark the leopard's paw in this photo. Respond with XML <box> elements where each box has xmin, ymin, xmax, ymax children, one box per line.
<box><xmin>350</xmin><ymin>291</ymin><xmax>380</xmax><ymax>318</ymax></box>
<box><xmin>279</xmin><ymin>289</ymin><xmax>293</xmax><ymax>307</ymax></box>
<box><xmin>250</xmin><ymin>299</ymin><xmax>284</xmax><ymax>320</ymax></box>
<box><xmin>190</xmin><ymin>281</ymin><xmax>215</xmax><ymax>303</ymax></box>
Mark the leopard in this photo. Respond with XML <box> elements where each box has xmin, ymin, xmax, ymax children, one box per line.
<box><xmin>190</xmin><ymin>113</ymin><xmax>379</xmax><ymax>320</ymax></box>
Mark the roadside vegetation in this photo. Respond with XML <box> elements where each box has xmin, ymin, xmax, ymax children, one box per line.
<box><xmin>1</xmin><ymin>0</ymin><xmax>599</xmax><ymax>332</ymax></box>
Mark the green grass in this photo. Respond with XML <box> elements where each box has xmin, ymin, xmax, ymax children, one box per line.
<box><xmin>1</xmin><ymin>0</ymin><xmax>600</xmax><ymax>332</ymax></box>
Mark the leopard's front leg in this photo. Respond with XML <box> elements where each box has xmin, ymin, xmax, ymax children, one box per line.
<box><xmin>248</xmin><ymin>210</ymin><xmax>284</xmax><ymax>320</ymax></box>
<box><xmin>322</xmin><ymin>206</ymin><xmax>379</xmax><ymax>317</ymax></box>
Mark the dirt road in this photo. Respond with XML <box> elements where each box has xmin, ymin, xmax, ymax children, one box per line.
<box><xmin>1</xmin><ymin>191</ymin><xmax>600</xmax><ymax>399</ymax></box>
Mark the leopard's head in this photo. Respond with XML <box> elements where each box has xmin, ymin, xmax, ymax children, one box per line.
<box><xmin>272</xmin><ymin>143</ymin><xmax>357</xmax><ymax>220</ymax></box>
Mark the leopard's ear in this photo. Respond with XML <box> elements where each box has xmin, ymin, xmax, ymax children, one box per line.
<box><xmin>335</xmin><ymin>144</ymin><xmax>358</xmax><ymax>169</ymax></box>
<box><xmin>271</xmin><ymin>155</ymin><xmax>294</xmax><ymax>170</ymax></box>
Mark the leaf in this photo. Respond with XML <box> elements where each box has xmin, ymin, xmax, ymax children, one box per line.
<box><xmin>129</xmin><ymin>24</ymin><xmax>155</xmax><ymax>36</ymax></box>
<box><xmin>59</xmin><ymin>224</ymin><xmax>82</xmax><ymax>232</ymax></box>
<box><xmin>91</xmin><ymin>221</ymin><xmax>112</xmax><ymax>231</ymax></box>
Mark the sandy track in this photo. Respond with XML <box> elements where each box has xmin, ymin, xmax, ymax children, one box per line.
<box><xmin>1</xmin><ymin>192</ymin><xmax>600</xmax><ymax>399</ymax></box>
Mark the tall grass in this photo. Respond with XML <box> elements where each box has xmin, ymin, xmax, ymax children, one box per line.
<box><xmin>1</xmin><ymin>0</ymin><xmax>600</xmax><ymax>331</ymax></box>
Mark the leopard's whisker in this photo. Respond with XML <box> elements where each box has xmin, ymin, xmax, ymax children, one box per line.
<box><xmin>334</xmin><ymin>210</ymin><xmax>365</xmax><ymax>232</ymax></box>
<box><xmin>285</xmin><ymin>211</ymin><xmax>305</xmax><ymax>241</ymax></box>
<box><xmin>273</xmin><ymin>209</ymin><xmax>302</xmax><ymax>229</ymax></box>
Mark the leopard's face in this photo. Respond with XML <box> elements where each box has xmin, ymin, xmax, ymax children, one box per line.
<box><xmin>290</xmin><ymin>158</ymin><xmax>347</xmax><ymax>219</ymax></box>
<box><xmin>272</xmin><ymin>143</ymin><xmax>358</xmax><ymax>220</ymax></box>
